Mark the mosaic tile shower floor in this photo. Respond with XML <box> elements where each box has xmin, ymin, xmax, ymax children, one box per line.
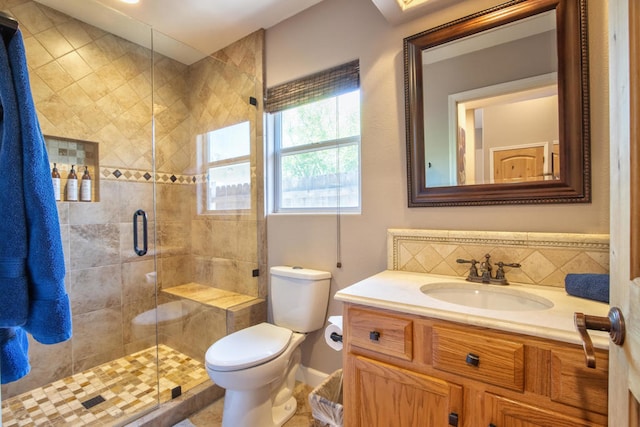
<box><xmin>1</xmin><ymin>345</ymin><xmax>208</xmax><ymax>426</ymax></box>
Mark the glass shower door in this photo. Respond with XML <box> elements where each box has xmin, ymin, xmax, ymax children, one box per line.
<box><xmin>150</xmin><ymin>24</ymin><xmax>266</xmax><ymax>395</ymax></box>
<box><xmin>1</xmin><ymin>1</ymin><xmax>160</xmax><ymax>424</ymax></box>
<box><xmin>2</xmin><ymin>1</ymin><xmax>266</xmax><ymax>424</ymax></box>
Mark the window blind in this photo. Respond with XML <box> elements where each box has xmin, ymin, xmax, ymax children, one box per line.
<box><xmin>265</xmin><ymin>59</ymin><xmax>359</xmax><ymax>113</ymax></box>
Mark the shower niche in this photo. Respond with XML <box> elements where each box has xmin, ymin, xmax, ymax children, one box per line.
<box><xmin>45</xmin><ymin>135</ymin><xmax>100</xmax><ymax>202</ymax></box>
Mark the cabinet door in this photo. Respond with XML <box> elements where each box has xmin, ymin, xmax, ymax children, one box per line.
<box><xmin>485</xmin><ymin>394</ymin><xmax>606</xmax><ymax>427</ymax></box>
<box><xmin>346</xmin><ymin>355</ymin><xmax>463</xmax><ymax>427</ymax></box>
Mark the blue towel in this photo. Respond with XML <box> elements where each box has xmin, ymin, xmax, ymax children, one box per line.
<box><xmin>7</xmin><ymin>30</ymin><xmax>71</xmax><ymax>345</ymax></box>
<box><xmin>565</xmin><ymin>273</ymin><xmax>609</xmax><ymax>303</ymax></box>
<box><xmin>0</xmin><ymin>328</ymin><xmax>30</xmax><ymax>383</ymax></box>
<box><xmin>0</xmin><ymin>29</ymin><xmax>28</xmax><ymax>328</ymax></box>
<box><xmin>0</xmin><ymin>29</ymin><xmax>71</xmax><ymax>384</ymax></box>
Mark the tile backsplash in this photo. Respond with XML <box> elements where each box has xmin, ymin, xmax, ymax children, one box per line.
<box><xmin>387</xmin><ymin>229</ymin><xmax>609</xmax><ymax>288</ymax></box>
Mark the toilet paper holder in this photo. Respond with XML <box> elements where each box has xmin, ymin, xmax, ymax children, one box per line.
<box><xmin>325</xmin><ymin>315</ymin><xmax>344</xmax><ymax>351</ymax></box>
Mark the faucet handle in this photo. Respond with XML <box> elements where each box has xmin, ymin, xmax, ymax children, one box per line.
<box><xmin>498</xmin><ymin>262</ymin><xmax>521</xmax><ymax>268</ymax></box>
<box><xmin>494</xmin><ymin>261</ymin><xmax>522</xmax><ymax>280</ymax></box>
<box><xmin>456</xmin><ymin>258</ymin><xmax>480</xmax><ymax>280</ymax></box>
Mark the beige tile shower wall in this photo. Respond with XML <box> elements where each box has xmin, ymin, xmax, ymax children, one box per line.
<box><xmin>12</xmin><ymin>2</ymin><xmax>154</xmax><ymax>170</ymax></box>
<box><xmin>155</xmin><ymin>182</ymin><xmax>194</xmax><ymax>288</ymax></box>
<box><xmin>387</xmin><ymin>229</ymin><xmax>609</xmax><ymax>287</ymax></box>
<box><xmin>186</xmin><ymin>30</ymin><xmax>265</xmax><ymax>299</ymax></box>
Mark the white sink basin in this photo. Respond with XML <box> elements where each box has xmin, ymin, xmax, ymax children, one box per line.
<box><xmin>420</xmin><ymin>282</ymin><xmax>554</xmax><ymax>311</ymax></box>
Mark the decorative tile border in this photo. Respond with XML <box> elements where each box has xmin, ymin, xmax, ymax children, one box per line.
<box><xmin>100</xmin><ymin>167</ymin><xmax>206</xmax><ymax>184</ymax></box>
<box><xmin>387</xmin><ymin>229</ymin><xmax>610</xmax><ymax>288</ymax></box>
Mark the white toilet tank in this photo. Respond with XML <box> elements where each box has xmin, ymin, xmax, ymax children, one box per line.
<box><xmin>270</xmin><ymin>266</ymin><xmax>331</xmax><ymax>333</ymax></box>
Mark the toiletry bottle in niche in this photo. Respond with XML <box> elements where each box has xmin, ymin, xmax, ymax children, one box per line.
<box><xmin>51</xmin><ymin>163</ymin><xmax>61</xmax><ymax>201</ymax></box>
<box><xmin>80</xmin><ymin>166</ymin><xmax>91</xmax><ymax>202</ymax></box>
<box><xmin>66</xmin><ymin>164</ymin><xmax>78</xmax><ymax>201</ymax></box>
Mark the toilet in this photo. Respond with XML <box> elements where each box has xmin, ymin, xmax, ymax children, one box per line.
<box><xmin>205</xmin><ymin>266</ymin><xmax>331</xmax><ymax>427</ymax></box>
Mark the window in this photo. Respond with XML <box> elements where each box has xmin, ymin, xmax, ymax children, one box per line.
<box><xmin>267</xmin><ymin>60</ymin><xmax>361</xmax><ymax>213</ymax></box>
<box><xmin>204</xmin><ymin>121</ymin><xmax>251</xmax><ymax>211</ymax></box>
<box><xmin>274</xmin><ymin>91</ymin><xmax>360</xmax><ymax>211</ymax></box>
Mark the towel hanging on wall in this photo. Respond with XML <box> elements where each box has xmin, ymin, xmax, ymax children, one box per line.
<box><xmin>0</xmin><ymin>28</ymin><xmax>71</xmax><ymax>384</ymax></box>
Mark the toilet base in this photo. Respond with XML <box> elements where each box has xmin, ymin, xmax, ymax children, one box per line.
<box><xmin>221</xmin><ymin>387</ymin><xmax>296</xmax><ymax>427</ymax></box>
<box><xmin>273</xmin><ymin>396</ymin><xmax>297</xmax><ymax>426</ymax></box>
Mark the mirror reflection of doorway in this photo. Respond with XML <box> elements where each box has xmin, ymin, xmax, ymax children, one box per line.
<box><xmin>451</xmin><ymin>74</ymin><xmax>559</xmax><ymax>186</ymax></box>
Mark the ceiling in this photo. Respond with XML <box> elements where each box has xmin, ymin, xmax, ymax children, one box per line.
<box><xmin>34</xmin><ymin>0</ymin><xmax>326</xmax><ymax>64</ymax></box>
<box><xmin>33</xmin><ymin>0</ymin><xmax>461</xmax><ymax>65</ymax></box>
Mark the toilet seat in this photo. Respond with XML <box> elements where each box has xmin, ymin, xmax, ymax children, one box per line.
<box><xmin>205</xmin><ymin>323</ymin><xmax>292</xmax><ymax>372</ymax></box>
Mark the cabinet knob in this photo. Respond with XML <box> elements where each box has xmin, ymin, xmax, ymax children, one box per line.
<box><xmin>369</xmin><ymin>330</ymin><xmax>381</xmax><ymax>341</ymax></box>
<box><xmin>574</xmin><ymin>307</ymin><xmax>625</xmax><ymax>368</ymax></box>
<box><xmin>448</xmin><ymin>412</ymin><xmax>459</xmax><ymax>426</ymax></box>
<box><xmin>488</xmin><ymin>424</ymin><xmax>497</xmax><ymax>427</ymax></box>
<box><xmin>465</xmin><ymin>352</ymin><xmax>480</xmax><ymax>367</ymax></box>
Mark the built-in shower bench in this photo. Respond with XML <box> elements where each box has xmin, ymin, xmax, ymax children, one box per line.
<box><xmin>162</xmin><ymin>282</ymin><xmax>266</xmax><ymax>334</ymax></box>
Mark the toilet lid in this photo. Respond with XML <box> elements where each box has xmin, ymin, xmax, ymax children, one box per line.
<box><xmin>205</xmin><ymin>323</ymin><xmax>292</xmax><ymax>372</ymax></box>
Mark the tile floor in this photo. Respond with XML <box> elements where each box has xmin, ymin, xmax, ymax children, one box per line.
<box><xmin>176</xmin><ymin>382</ymin><xmax>317</xmax><ymax>427</ymax></box>
<box><xmin>1</xmin><ymin>345</ymin><xmax>209</xmax><ymax>426</ymax></box>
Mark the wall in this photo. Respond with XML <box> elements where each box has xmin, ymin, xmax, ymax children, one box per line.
<box><xmin>266</xmin><ymin>0</ymin><xmax>610</xmax><ymax>377</ymax></box>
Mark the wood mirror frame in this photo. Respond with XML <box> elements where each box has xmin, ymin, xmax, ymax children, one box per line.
<box><xmin>404</xmin><ymin>0</ymin><xmax>589</xmax><ymax>207</ymax></box>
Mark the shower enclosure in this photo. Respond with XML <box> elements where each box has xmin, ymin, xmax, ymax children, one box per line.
<box><xmin>1</xmin><ymin>1</ymin><xmax>266</xmax><ymax>425</ymax></box>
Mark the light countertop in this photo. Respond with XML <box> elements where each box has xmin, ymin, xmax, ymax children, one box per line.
<box><xmin>334</xmin><ymin>270</ymin><xmax>611</xmax><ymax>349</ymax></box>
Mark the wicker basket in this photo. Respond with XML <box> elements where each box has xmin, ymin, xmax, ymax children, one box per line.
<box><xmin>308</xmin><ymin>369</ymin><xmax>344</xmax><ymax>427</ymax></box>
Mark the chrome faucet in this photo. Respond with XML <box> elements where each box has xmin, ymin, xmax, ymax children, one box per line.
<box><xmin>457</xmin><ymin>254</ymin><xmax>521</xmax><ymax>285</ymax></box>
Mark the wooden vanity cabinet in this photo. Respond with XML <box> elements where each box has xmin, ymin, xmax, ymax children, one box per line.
<box><xmin>349</xmin><ymin>356</ymin><xmax>463</xmax><ymax>426</ymax></box>
<box><xmin>342</xmin><ymin>304</ymin><xmax>608</xmax><ymax>427</ymax></box>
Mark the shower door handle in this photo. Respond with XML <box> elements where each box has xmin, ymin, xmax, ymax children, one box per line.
<box><xmin>133</xmin><ymin>209</ymin><xmax>148</xmax><ymax>256</ymax></box>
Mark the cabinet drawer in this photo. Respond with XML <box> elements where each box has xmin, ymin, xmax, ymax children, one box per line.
<box><xmin>486</xmin><ymin>393</ymin><xmax>605</xmax><ymax>427</ymax></box>
<box><xmin>550</xmin><ymin>347</ymin><xmax>608</xmax><ymax>415</ymax></box>
<box><xmin>432</xmin><ymin>326</ymin><xmax>524</xmax><ymax>391</ymax></box>
<box><xmin>348</xmin><ymin>308</ymin><xmax>413</xmax><ymax>361</ymax></box>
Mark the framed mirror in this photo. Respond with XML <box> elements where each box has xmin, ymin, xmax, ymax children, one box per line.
<box><xmin>404</xmin><ymin>0</ymin><xmax>589</xmax><ymax>206</ymax></box>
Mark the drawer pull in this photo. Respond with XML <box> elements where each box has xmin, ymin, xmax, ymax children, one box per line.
<box><xmin>465</xmin><ymin>353</ymin><xmax>480</xmax><ymax>367</ymax></box>
<box><xmin>369</xmin><ymin>330</ymin><xmax>381</xmax><ymax>341</ymax></box>
<box><xmin>448</xmin><ymin>412</ymin><xmax>459</xmax><ymax>426</ymax></box>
